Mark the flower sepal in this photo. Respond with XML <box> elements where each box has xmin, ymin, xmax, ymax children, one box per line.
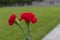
<box><xmin>14</xmin><ymin>19</ymin><xmax>21</xmax><ymax>26</ymax></box>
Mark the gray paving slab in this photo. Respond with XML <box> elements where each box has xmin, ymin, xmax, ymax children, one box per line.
<box><xmin>42</xmin><ymin>24</ymin><xmax>60</xmax><ymax>40</ymax></box>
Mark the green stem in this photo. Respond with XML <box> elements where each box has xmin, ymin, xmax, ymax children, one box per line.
<box><xmin>15</xmin><ymin>19</ymin><xmax>28</xmax><ymax>40</ymax></box>
<box><xmin>18</xmin><ymin>24</ymin><xmax>28</xmax><ymax>40</ymax></box>
<box><xmin>26</xmin><ymin>23</ymin><xmax>32</xmax><ymax>40</ymax></box>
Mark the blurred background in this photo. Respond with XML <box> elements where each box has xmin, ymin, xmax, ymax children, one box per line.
<box><xmin>0</xmin><ymin>0</ymin><xmax>60</xmax><ymax>7</ymax></box>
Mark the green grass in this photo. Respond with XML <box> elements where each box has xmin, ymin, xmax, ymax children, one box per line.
<box><xmin>0</xmin><ymin>7</ymin><xmax>60</xmax><ymax>40</ymax></box>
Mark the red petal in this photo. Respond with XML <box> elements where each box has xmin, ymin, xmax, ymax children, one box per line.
<box><xmin>31</xmin><ymin>17</ymin><xmax>37</xmax><ymax>24</ymax></box>
<box><xmin>8</xmin><ymin>14</ymin><xmax>16</xmax><ymax>26</ymax></box>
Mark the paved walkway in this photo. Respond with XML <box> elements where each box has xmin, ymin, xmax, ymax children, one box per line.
<box><xmin>42</xmin><ymin>24</ymin><xmax>60</xmax><ymax>40</ymax></box>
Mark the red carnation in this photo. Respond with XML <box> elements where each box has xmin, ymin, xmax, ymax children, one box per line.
<box><xmin>19</xmin><ymin>12</ymin><xmax>37</xmax><ymax>24</ymax></box>
<box><xmin>31</xmin><ymin>17</ymin><xmax>37</xmax><ymax>24</ymax></box>
<box><xmin>8</xmin><ymin>14</ymin><xmax>16</xmax><ymax>26</ymax></box>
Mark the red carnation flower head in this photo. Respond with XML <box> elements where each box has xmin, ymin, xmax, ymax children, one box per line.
<box><xmin>8</xmin><ymin>14</ymin><xmax>16</xmax><ymax>26</ymax></box>
<box><xmin>31</xmin><ymin>17</ymin><xmax>37</xmax><ymax>24</ymax></box>
<box><xmin>19</xmin><ymin>12</ymin><xmax>37</xmax><ymax>24</ymax></box>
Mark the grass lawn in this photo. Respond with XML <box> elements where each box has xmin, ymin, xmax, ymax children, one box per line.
<box><xmin>0</xmin><ymin>6</ymin><xmax>60</xmax><ymax>40</ymax></box>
